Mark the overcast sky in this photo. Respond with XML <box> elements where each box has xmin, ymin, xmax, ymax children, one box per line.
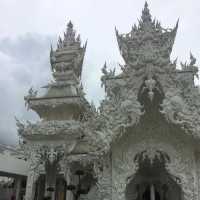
<box><xmin>0</xmin><ymin>0</ymin><xmax>200</xmax><ymax>145</ymax></box>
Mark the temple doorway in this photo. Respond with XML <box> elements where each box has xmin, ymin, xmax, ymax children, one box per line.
<box><xmin>125</xmin><ymin>152</ymin><xmax>182</xmax><ymax>200</ymax></box>
<box><xmin>142</xmin><ymin>185</ymin><xmax>160</xmax><ymax>200</ymax></box>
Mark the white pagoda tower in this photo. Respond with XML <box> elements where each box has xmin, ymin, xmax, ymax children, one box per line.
<box><xmin>17</xmin><ymin>3</ymin><xmax>200</xmax><ymax>200</ymax></box>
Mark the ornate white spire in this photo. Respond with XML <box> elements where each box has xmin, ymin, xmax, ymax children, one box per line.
<box><xmin>115</xmin><ymin>2</ymin><xmax>179</xmax><ymax>69</ymax></box>
<box><xmin>63</xmin><ymin>21</ymin><xmax>76</xmax><ymax>46</ymax></box>
<box><xmin>50</xmin><ymin>21</ymin><xmax>87</xmax><ymax>82</ymax></box>
<box><xmin>141</xmin><ymin>1</ymin><xmax>152</xmax><ymax>24</ymax></box>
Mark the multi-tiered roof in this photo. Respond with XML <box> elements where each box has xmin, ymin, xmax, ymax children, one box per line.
<box><xmin>115</xmin><ymin>2</ymin><xmax>178</xmax><ymax>69</ymax></box>
<box><xmin>24</xmin><ymin>21</ymin><xmax>89</xmax><ymax>121</ymax></box>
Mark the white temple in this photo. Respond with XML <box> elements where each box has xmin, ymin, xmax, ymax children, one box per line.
<box><xmin>13</xmin><ymin>2</ymin><xmax>200</xmax><ymax>200</ymax></box>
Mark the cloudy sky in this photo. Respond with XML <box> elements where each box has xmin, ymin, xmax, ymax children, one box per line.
<box><xmin>0</xmin><ymin>0</ymin><xmax>200</xmax><ymax>145</ymax></box>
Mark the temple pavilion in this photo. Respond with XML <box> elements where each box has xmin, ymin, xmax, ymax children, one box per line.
<box><xmin>16</xmin><ymin>2</ymin><xmax>200</xmax><ymax>200</ymax></box>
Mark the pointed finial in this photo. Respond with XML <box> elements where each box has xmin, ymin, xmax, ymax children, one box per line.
<box><xmin>76</xmin><ymin>34</ymin><xmax>81</xmax><ymax>42</ymax></box>
<box><xmin>57</xmin><ymin>36</ymin><xmax>63</xmax><ymax>48</ymax></box>
<box><xmin>80</xmin><ymin>82</ymin><xmax>83</xmax><ymax>90</ymax></box>
<box><xmin>63</xmin><ymin>20</ymin><xmax>76</xmax><ymax>45</ymax></box>
<box><xmin>174</xmin><ymin>18</ymin><xmax>179</xmax><ymax>31</ymax></box>
<box><xmin>170</xmin><ymin>18</ymin><xmax>179</xmax><ymax>42</ymax></box>
<box><xmin>83</xmin><ymin>40</ymin><xmax>88</xmax><ymax>50</ymax></box>
<box><xmin>50</xmin><ymin>44</ymin><xmax>53</xmax><ymax>53</ymax></box>
<box><xmin>115</xmin><ymin>26</ymin><xmax>119</xmax><ymax>36</ymax></box>
<box><xmin>141</xmin><ymin>1</ymin><xmax>152</xmax><ymax>23</ymax></box>
<box><xmin>176</xmin><ymin>18</ymin><xmax>179</xmax><ymax>27</ymax></box>
<box><xmin>155</xmin><ymin>21</ymin><xmax>161</xmax><ymax>29</ymax></box>
<box><xmin>144</xmin><ymin>1</ymin><xmax>148</xmax><ymax>9</ymax></box>
<box><xmin>67</xmin><ymin>20</ymin><xmax>73</xmax><ymax>29</ymax></box>
<box><xmin>132</xmin><ymin>24</ymin><xmax>137</xmax><ymax>31</ymax></box>
<box><xmin>190</xmin><ymin>52</ymin><xmax>196</xmax><ymax>66</ymax></box>
<box><xmin>102</xmin><ymin>61</ymin><xmax>108</xmax><ymax>75</ymax></box>
<box><xmin>173</xmin><ymin>57</ymin><xmax>178</xmax><ymax>65</ymax></box>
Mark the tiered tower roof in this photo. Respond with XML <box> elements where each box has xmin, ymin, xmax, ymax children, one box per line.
<box><xmin>115</xmin><ymin>2</ymin><xmax>178</xmax><ymax>69</ymax></box>
<box><xmin>24</xmin><ymin>21</ymin><xmax>90</xmax><ymax>121</ymax></box>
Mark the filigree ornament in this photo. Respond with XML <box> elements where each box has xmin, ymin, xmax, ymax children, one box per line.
<box><xmin>145</xmin><ymin>78</ymin><xmax>156</xmax><ymax>101</ymax></box>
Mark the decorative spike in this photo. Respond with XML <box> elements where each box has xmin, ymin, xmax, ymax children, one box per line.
<box><xmin>64</xmin><ymin>32</ymin><xmax>67</xmax><ymax>40</ymax></box>
<box><xmin>90</xmin><ymin>101</ymin><xmax>96</xmax><ymax>113</ymax></box>
<box><xmin>104</xmin><ymin>61</ymin><xmax>107</xmax><ymax>68</ymax></box>
<box><xmin>115</xmin><ymin>26</ymin><xmax>122</xmax><ymax>50</ymax></box>
<box><xmin>50</xmin><ymin>44</ymin><xmax>53</xmax><ymax>55</ymax></box>
<box><xmin>138</xmin><ymin>19</ymin><xmax>142</xmax><ymax>27</ymax></box>
<box><xmin>76</xmin><ymin>34</ymin><xmax>81</xmax><ymax>42</ymax></box>
<box><xmin>50</xmin><ymin>44</ymin><xmax>55</xmax><ymax>71</ymax></box>
<box><xmin>132</xmin><ymin>24</ymin><xmax>137</xmax><ymax>31</ymax></box>
<box><xmin>119</xmin><ymin>63</ymin><xmax>125</xmax><ymax>72</ymax></box>
<box><xmin>84</xmin><ymin>40</ymin><xmax>88</xmax><ymax>50</ymax></box>
<box><xmin>152</xmin><ymin>19</ymin><xmax>156</xmax><ymax>25</ymax></box>
<box><xmin>115</xmin><ymin>26</ymin><xmax>119</xmax><ymax>36</ymax></box>
<box><xmin>172</xmin><ymin>18</ymin><xmax>179</xmax><ymax>35</ymax></box>
<box><xmin>144</xmin><ymin>1</ymin><xmax>148</xmax><ymax>8</ymax></box>
<box><xmin>102</xmin><ymin>61</ymin><xmax>108</xmax><ymax>75</ymax></box>
<box><xmin>67</xmin><ymin>20</ymin><xmax>73</xmax><ymax>29</ymax></box>
<box><xmin>156</xmin><ymin>21</ymin><xmax>161</xmax><ymax>29</ymax></box>
<box><xmin>176</xmin><ymin>18</ymin><xmax>179</xmax><ymax>29</ymax></box>
<box><xmin>173</xmin><ymin>57</ymin><xmax>178</xmax><ymax>65</ymax></box>
<box><xmin>80</xmin><ymin>82</ymin><xmax>83</xmax><ymax>90</ymax></box>
<box><xmin>57</xmin><ymin>36</ymin><xmax>63</xmax><ymax>49</ymax></box>
<box><xmin>190</xmin><ymin>52</ymin><xmax>196</xmax><ymax>66</ymax></box>
<box><xmin>141</xmin><ymin>1</ymin><xmax>152</xmax><ymax>23</ymax></box>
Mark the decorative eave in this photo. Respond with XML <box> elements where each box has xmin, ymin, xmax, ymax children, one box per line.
<box><xmin>51</xmin><ymin>70</ymin><xmax>80</xmax><ymax>84</ymax></box>
<box><xmin>25</xmin><ymin>95</ymin><xmax>92</xmax><ymax>120</ymax></box>
<box><xmin>18</xmin><ymin>120</ymin><xmax>84</xmax><ymax>139</ymax></box>
<box><xmin>16</xmin><ymin>116</ymin><xmax>111</xmax><ymax>158</ymax></box>
<box><xmin>100</xmin><ymin>58</ymin><xmax>199</xmax><ymax>148</ymax></box>
<box><xmin>102</xmin><ymin>67</ymin><xmax>197</xmax><ymax>94</ymax></box>
<box><xmin>26</xmin><ymin>95</ymin><xmax>83</xmax><ymax>107</ymax></box>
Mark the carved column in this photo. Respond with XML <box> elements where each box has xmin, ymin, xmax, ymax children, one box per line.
<box><xmin>95</xmin><ymin>155</ymin><xmax>112</xmax><ymax>200</ymax></box>
<box><xmin>36</xmin><ymin>175</ymin><xmax>45</xmax><ymax>200</ymax></box>
<box><xmin>64</xmin><ymin>166</ymin><xmax>74</xmax><ymax>200</ymax></box>
<box><xmin>25</xmin><ymin>170</ymin><xmax>39</xmax><ymax>200</ymax></box>
<box><xmin>150</xmin><ymin>184</ymin><xmax>155</xmax><ymax>200</ymax></box>
<box><xmin>45</xmin><ymin>161</ymin><xmax>57</xmax><ymax>200</ymax></box>
<box><xmin>15</xmin><ymin>177</ymin><xmax>22</xmax><ymax>200</ymax></box>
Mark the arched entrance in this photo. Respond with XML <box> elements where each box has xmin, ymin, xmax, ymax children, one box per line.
<box><xmin>125</xmin><ymin>152</ymin><xmax>182</xmax><ymax>200</ymax></box>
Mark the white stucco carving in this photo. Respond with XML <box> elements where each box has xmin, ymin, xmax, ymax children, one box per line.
<box><xmin>15</xmin><ymin>2</ymin><xmax>200</xmax><ymax>200</ymax></box>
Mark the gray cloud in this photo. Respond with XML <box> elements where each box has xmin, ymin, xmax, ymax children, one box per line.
<box><xmin>0</xmin><ymin>34</ymin><xmax>53</xmax><ymax>145</ymax></box>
